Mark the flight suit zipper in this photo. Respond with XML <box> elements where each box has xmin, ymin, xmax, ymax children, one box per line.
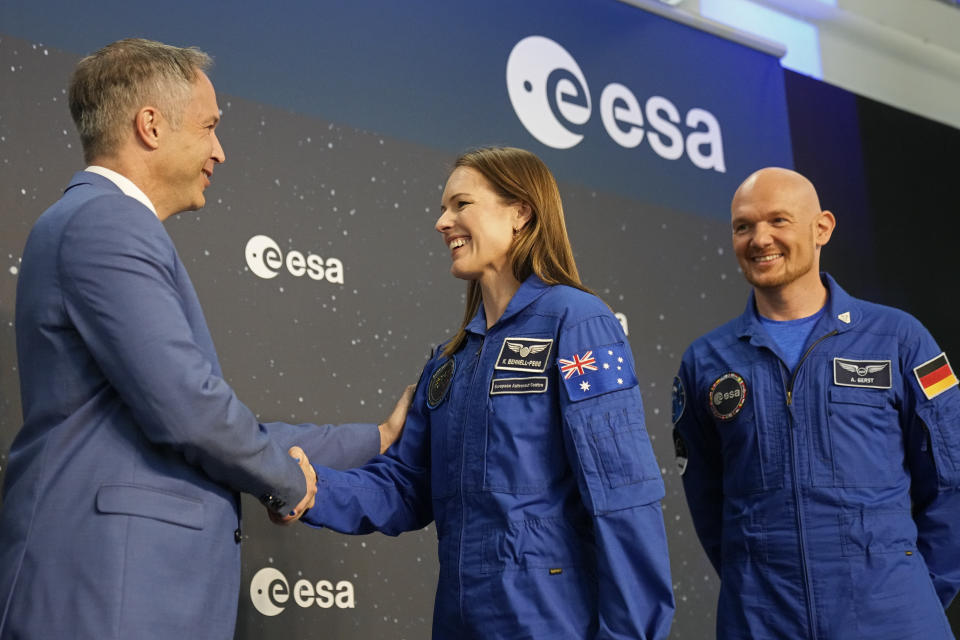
<box><xmin>786</xmin><ymin>331</ymin><xmax>838</xmax><ymax>407</ymax></box>
<box><xmin>784</xmin><ymin>329</ymin><xmax>837</xmax><ymax>639</ymax></box>
<box><xmin>457</xmin><ymin>335</ymin><xmax>484</xmax><ymax>626</ymax></box>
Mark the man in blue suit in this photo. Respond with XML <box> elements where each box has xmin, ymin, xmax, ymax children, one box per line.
<box><xmin>0</xmin><ymin>38</ymin><xmax>411</xmax><ymax>639</ymax></box>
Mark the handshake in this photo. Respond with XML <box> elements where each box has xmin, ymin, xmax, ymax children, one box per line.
<box><xmin>267</xmin><ymin>384</ymin><xmax>416</xmax><ymax>525</ymax></box>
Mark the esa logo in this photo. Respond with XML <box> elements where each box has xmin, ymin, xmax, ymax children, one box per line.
<box><xmin>249</xmin><ymin>567</ymin><xmax>355</xmax><ymax>616</ymax></box>
<box><xmin>506</xmin><ymin>36</ymin><xmax>725</xmax><ymax>172</ymax></box>
<box><xmin>245</xmin><ymin>235</ymin><xmax>344</xmax><ymax>282</ymax></box>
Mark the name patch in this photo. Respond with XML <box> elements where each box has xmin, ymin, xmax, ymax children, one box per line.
<box><xmin>490</xmin><ymin>376</ymin><xmax>548</xmax><ymax>395</ymax></box>
<box><xmin>833</xmin><ymin>358</ymin><xmax>891</xmax><ymax>389</ymax></box>
<box><xmin>495</xmin><ymin>338</ymin><xmax>553</xmax><ymax>373</ymax></box>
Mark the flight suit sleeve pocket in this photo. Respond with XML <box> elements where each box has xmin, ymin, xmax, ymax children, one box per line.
<box><xmin>96</xmin><ymin>484</ymin><xmax>205</xmax><ymax>530</ymax></box>
<box><xmin>591</xmin><ymin>409</ymin><xmax>660</xmax><ymax>489</ymax></box>
<box><xmin>931</xmin><ymin>397</ymin><xmax>960</xmax><ymax>485</ymax></box>
<box><xmin>564</xmin><ymin>395</ymin><xmax>665</xmax><ymax>516</ymax></box>
<box><xmin>914</xmin><ymin>392</ymin><xmax>960</xmax><ymax>487</ymax></box>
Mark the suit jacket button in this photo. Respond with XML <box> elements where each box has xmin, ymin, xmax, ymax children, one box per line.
<box><xmin>234</xmin><ymin>528</ymin><xmax>242</xmax><ymax>544</ymax></box>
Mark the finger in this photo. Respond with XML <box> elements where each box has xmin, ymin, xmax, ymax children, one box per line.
<box><xmin>286</xmin><ymin>489</ymin><xmax>315</xmax><ymax>524</ymax></box>
<box><xmin>268</xmin><ymin>506</ymin><xmax>294</xmax><ymax>526</ymax></box>
<box><xmin>283</xmin><ymin>445</ymin><xmax>317</xmax><ymax>522</ymax></box>
<box><xmin>289</xmin><ymin>446</ymin><xmax>315</xmax><ymax>480</ymax></box>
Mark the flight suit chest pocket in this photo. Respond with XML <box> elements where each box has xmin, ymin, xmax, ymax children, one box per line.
<box><xmin>823</xmin><ymin>386</ymin><xmax>902</xmax><ymax>487</ymax></box>
<box><xmin>483</xmin><ymin>330</ymin><xmax>560</xmax><ymax>494</ymax></box>
<box><xmin>484</xmin><ymin>390</ymin><xmax>562</xmax><ymax>493</ymax></box>
<box><xmin>712</xmin><ymin>368</ymin><xmax>784</xmax><ymax>496</ymax></box>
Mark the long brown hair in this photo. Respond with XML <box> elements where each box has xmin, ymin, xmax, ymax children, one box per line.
<box><xmin>442</xmin><ymin>147</ymin><xmax>592</xmax><ymax>357</ymax></box>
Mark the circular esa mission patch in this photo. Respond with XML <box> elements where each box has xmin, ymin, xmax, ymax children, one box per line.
<box><xmin>708</xmin><ymin>372</ymin><xmax>746</xmax><ymax>421</ymax></box>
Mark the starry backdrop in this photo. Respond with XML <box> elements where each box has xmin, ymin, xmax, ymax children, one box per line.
<box><xmin>0</xmin><ymin>2</ymin><xmax>795</xmax><ymax>636</ymax></box>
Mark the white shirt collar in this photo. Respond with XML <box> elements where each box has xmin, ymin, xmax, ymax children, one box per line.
<box><xmin>84</xmin><ymin>166</ymin><xmax>159</xmax><ymax>218</ymax></box>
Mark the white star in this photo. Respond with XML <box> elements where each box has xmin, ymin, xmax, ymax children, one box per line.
<box><xmin>617</xmin><ymin>357</ymin><xmax>624</xmax><ymax>363</ymax></box>
<box><xmin>617</xmin><ymin>378</ymin><xmax>623</xmax><ymax>385</ymax></box>
<box><xmin>579</xmin><ymin>381</ymin><xmax>591</xmax><ymax>392</ymax></box>
<box><xmin>603</xmin><ymin>363</ymin><xmax>610</xmax><ymax>369</ymax></box>
<box><xmin>617</xmin><ymin>366</ymin><xmax>622</xmax><ymax>371</ymax></box>
<box><xmin>608</xmin><ymin>350</ymin><xmax>614</xmax><ymax>355</ymax></box>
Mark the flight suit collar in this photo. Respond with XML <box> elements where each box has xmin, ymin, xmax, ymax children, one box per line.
<box><xmin>464</xmin><ymin>275</ymin><xmax>551</xmax><ymax>336</ymax></box>
<box><xmin>735</xmin><ymin>272</ymin><xmax>862</xmax><ymax>348</ymax></box>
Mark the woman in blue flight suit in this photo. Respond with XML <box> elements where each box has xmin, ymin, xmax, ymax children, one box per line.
<box><xmin>302</xmin><ymin>147</ymin><xmax>674</xmax><ymax>639</ymax></box>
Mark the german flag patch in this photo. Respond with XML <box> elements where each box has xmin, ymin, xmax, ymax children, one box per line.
<box><xmin>913</xmin><ymin>352</ymin><xmax>959</xmax><ymax>400</ymax></box>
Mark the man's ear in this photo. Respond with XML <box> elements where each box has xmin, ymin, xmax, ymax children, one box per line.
<box><xmin>815</xmin><ymin>209</ymin><xmax>836</xmax><ymax>249</ymax></box>
<box><xmin>135</xmin><ymin>106</ymin><xmax>162</xmax><ymax>150</ymax></box>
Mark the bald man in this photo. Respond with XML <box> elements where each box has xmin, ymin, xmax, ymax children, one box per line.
<box><xmin>672</xmin><ymin>168</ymin><xmax>960</xmax><ymax>639</ymax></box>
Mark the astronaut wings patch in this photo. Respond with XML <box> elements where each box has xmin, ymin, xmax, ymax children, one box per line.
<box><xmin>833</xmin><ymin>358</ymin><xmax>891</xmax><ymax>389</ymax></box>
<box><xmin>495</xmin><ymin>337</ymin><xmax>553</xmax><ymax>373</ymax></box>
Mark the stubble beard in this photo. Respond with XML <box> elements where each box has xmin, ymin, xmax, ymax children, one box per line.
<box><xmin>742</xmin><ymin>254</ymin><xmax>815</xmax><ymax>291</ymax></box>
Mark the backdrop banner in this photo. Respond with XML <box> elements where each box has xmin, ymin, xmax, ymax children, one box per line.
<box><xmin>0</xmin><ymin>2</ymin><xmax>793</xmax><ymax>637</ymax></box>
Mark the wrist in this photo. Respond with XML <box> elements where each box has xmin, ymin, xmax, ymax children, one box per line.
<box><xmin>378</xmin><ymin>423</ymin><xmax>388</xmax><ymax>454</ymax></box>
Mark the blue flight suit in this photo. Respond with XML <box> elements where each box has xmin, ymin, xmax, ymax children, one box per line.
<box><xmin>302</xmin><ymin>275</ymin><xmax>675</xmax><ymax>639</ymax></box>
<box><xmin>673</xmin><ymin>274</ymin><xmax>960</xmax><ymax>639</ymax></box>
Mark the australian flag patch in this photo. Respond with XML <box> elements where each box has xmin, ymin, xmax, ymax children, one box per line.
<box><xmin>558</xmin><ymin>342</ymin><xmax>638</xmax><ymax>402</ymax></box>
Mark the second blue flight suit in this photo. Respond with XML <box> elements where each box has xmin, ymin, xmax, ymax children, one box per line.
<box><xmin>674</xmin><ymin>274</ymin><xmax>960</xmax><ymax>639</ymax></box>
<box><xmin>303</xmin><ymin>275</ymin><xmax>675</xmax><ymax>639</ymax></box>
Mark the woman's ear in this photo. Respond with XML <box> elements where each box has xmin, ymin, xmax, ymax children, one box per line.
<box><xmin>514</xmin><ymin>201</ymin><xmax>532</xmax><ymax>232</ymax></box>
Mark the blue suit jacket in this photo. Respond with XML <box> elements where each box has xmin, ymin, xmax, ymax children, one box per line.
<box><xmin>0</xmin><ymin>172</ymin><xmax>379</xmax><ymax>639</ymax></box>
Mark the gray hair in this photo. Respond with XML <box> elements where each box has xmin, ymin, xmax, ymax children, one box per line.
<box><xmin>69</xmin><ymin>38</ymin><xmax>212</xmax><ymax>163</ymax></box>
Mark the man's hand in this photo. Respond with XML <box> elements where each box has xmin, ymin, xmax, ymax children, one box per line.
<box><xmin>268</xmin><ymin>446</ymin><xmax>318</xmax><ymax>525</ymax></box>
<box><xmin>378</xmin><ymin>384</ymin><xmax>415</xmax><ymax>454</ymax></box>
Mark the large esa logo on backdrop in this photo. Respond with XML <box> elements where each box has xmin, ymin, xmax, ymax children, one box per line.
<box><xmin>245</xmin><ymin>235</ymin><xmax>344</xmax><ymax>283</ymax></box>
<box><xmin>506</xmin><ymin>36</ymin><xmax>725</xmax><ymax>172</ymax></box>
<box><xmin>249</xmin><ymin>567</ymin><xmax>355</xmax><ymax>616</ymax></box>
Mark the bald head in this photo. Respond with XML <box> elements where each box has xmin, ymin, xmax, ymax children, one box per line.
<box><xmin>729</xmin><ymin>167</ymin><xmax>836</xmax><ymax>316</ymax></box>
<box><xmin>732</xmin><ymin>167</ymin><xmax>822</xmax><ymax>223</ymax></box>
